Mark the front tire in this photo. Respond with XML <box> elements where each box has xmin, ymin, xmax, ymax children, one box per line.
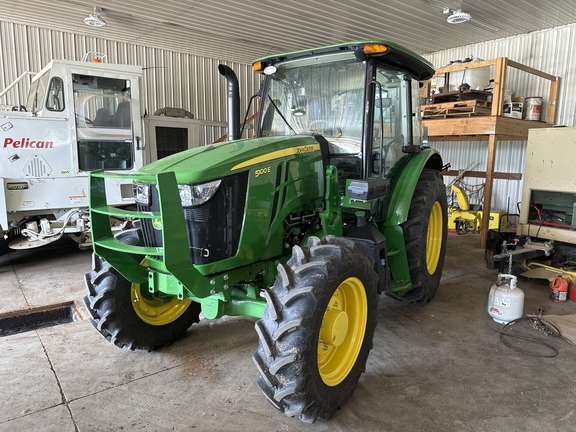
<box><xmin>388</xmin><ymin>168</ymin><xmax>448</xmax><ymax>305</ymax></box>
<box><xmin>83</xmin><ymin>229</ymin><xmax>201</xmax><ymax>351</ymax></box>
<box><xmin>253</xmin><ymin>236</ymin><xmax>379</xmax><ymax>423</ymax></box>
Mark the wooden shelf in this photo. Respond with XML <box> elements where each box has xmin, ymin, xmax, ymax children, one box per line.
<box><xmin>425</xmin><ymin>115</ymin><xmax>552</xmax><ymax>141</ymax></box>
<box><xmin>422</xmin><ymin>57</ymin><xmax>561</xmax><ymax>248</ymax></box>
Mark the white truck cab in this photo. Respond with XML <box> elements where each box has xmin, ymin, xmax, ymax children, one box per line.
<box><xmin>0</xmin><ymin>58</ymin><xmax>204</xmax><ymax>250</ymax></box>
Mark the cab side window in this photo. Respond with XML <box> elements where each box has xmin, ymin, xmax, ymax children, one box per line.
<box><xmin>45</xmin><ymin>77</ymin><xmax>65</xmax><ymax>111</ymax></box>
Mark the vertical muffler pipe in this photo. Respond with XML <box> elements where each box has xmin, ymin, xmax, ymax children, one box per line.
<box><xmin>218</xmin><ymin>64</ymin><xmax>241</xmax><ymax>141</ymax></box>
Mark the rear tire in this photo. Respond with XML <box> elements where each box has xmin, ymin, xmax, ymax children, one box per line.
<box><xmin>83</xmin><ymin>229</ymin><xmax>201</xmax><ymax>351</ymax></box>
<box><xmin>253</xmin><ymin>236</ymin><xmax>379</xmax><ymax>423</ymax></box>
<box><xmin>387</xmin><ymin>168</ymin><xmax>448</xmax><ymax>305</ymax></box>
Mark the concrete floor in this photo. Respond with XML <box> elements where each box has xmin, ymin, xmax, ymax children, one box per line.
<box><xmin>1</xmin><ymin>234</ymin><xmax>576</xmax><ymax>432</ymax></box>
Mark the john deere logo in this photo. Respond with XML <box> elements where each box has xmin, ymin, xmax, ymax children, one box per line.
<box><xmin>295</xmin><ymin>145</ymin><xmax>316</xmax><ymax>155</ymax></box>
<box><xmin>152</xmin><ymin>218</ymin><xmax>162</xmax><ymax>230</ymax></box>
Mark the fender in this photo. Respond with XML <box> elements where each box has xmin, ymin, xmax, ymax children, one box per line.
<box><xmin>382</xmin><ymin>148</ymin><xmax>443</xmax><ymax>290</ymax></box>
<box><xmin>384</xmin><ymin>148</ymin><xmax>443</xmax><ymax>226</ymax></box>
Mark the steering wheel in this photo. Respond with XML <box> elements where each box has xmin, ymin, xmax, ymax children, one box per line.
<box><xmin>385</xmin><ymin>134</ymin><xmax>404</xmax><ymax>146</ymax></box>
<box><xmin>310</xmin><ymin>120</ymin><xmax>342</xmax><ymax>138</ymax></box>
<box><xmin>372</xmin><ymin>134</ymin><xmax>405</xmax><ymax>175</ymax></box>
<box><xmin>76</xmin><ymin>114</ymin><xmax>93</xmax><ymax>125</ymax></box>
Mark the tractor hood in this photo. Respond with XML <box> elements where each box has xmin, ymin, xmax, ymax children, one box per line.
<box><xmin>137</xmin><ymin>135</ymin><xmax>321</xmax><ymax>184</ymax></box>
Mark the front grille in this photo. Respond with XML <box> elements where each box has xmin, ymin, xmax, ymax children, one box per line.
<box><xmin>24</xmin><ymin>155</ymin><xmax>52</xmax><ymax>177</ymax></box>
<box><xmin>138</xmin><ymin>172</ymin><xmax>248</xmax><ymax>266</ymax></box>
<box><xmin>184</xmin><ymin>172</ymin><xmax>248</xmax><ymax>265</ymax></box>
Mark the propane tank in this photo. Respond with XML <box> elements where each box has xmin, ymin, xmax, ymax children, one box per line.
<box><xmin>487</xmin><ymin>274</ymin><xmax>524</xmax><ymax>324</ymax></box>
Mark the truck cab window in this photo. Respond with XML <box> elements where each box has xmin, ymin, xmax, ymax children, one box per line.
<box><xmin>26</xmin><ymin>71</ymin><xmax>50</xmax><ymax>114</ymax></box>
<box><xmin>45</xmin><ymin>77</ymin><xmax>64</xmax><ymax>111</ymax></box>
<box><xmin>73</xmin><ymin>74</ymin><xmax>134</xmax><ymax>171</ymax></box>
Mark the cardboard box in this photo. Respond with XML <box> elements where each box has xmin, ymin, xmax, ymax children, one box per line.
<box><xmin>503</xmin><ymin>97</ymin><xmax>524</xmax><ymax>119</ymax></box>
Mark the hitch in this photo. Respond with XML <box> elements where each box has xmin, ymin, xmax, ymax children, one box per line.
<box><xmin>492</xmin><ymin>237</ymin><xmax>554</xmax><ymax>270</ymax></box>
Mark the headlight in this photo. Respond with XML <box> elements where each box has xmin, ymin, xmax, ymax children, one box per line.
<box><xmin>178</xmin><ymin>180</ymin><xmax>221</xmax><ymax>207</ymax></box>
<box><xmin>133</xmin><ymin>183</ymin><xmax>150</xmax><ymax>205</ymax></box>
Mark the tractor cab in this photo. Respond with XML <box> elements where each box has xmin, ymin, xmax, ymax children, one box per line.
<box><xmin>253</xmin><ymin>42</ymin><xmax>432</xmax><ymax>184</ymax></box>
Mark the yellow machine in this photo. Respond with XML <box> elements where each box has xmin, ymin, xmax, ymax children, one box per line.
<box><xmin>448</xmin><ymin>184</ymin><xmax>507</xmax><ymax>233</ymax></box>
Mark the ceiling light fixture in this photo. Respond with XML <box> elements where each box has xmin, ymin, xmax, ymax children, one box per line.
<box><xmin>84</xmin><ymin>6</ymin><xmax>107</xmax><ymax>27</ymax></box>
<box><xmin>443</xmin><ymin>8</ymin><xmax>471</xmax><ymax>24</ymax></box>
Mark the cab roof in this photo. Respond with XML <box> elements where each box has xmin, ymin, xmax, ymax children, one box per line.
<box><xmin>254</xmin><ymin>40</ymin><xmax>435</xmax><ymax>81</ymax></box>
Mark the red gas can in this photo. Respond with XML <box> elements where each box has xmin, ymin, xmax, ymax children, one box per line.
<box><xmin>551</xmin><ymin>276</ymin><xmax>568</xmax><ymax>303</ymax></box>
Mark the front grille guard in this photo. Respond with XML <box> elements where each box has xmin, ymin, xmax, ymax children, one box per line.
<box><xmin>89</xmin><ymin>170</ymin><xmax>212</xmax><ymax>298</ymax></box>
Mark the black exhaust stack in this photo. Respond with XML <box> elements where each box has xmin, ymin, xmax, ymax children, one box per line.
<box><xmin>218</xmin><ymin>64</ymin><xmax>241</xmax><ymax>141</ymax></box>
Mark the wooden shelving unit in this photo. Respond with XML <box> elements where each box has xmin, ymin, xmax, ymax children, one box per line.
<box><xmin>422</xmin><ymin>57</ymin><xmax>560</xmax><ymax>248</ymax></box>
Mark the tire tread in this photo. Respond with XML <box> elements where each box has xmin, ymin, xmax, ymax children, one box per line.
<box><xmin>253</xmin><ymin>236</ymin><xmax>379</xmax><ymax>423</ymax></box>
<box><xmin>388</xmin><ymin>168</ymin><xmax>447</xmax><ymax>305</ymax></box>
<box><xmin>83</xmin><ymin>230</ymin><xmax>201</xmax><ymax>351</ymax></box>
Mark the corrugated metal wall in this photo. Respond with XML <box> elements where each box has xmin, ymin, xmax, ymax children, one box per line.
<box><xmin>2</xmin><ymin>20</ymin><xmax>575</xmax><ymax>213</ymax></box>
<box><xmin>0</xmin><ymin>21</ymin><xmax>262</xmax><ymax>142</ymax></box>
<box><xmin>422</xmin><ymin>23</ymin><xmax>576</xmax><ymax>219</ymax></box>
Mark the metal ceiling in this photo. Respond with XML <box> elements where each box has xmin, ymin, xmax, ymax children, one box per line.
<box><xmin>1</xmin><ymin>0</ymin><xmax>575</xmax><ymax>64</ymax></box>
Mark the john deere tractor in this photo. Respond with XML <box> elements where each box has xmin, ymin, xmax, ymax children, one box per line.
<box><xmin>84</xmin><ymin>40</ymin><xmax>447</xmax><ymax>423</ymax></box>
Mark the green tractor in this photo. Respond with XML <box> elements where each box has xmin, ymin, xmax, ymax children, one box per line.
<box><xmin>84</xmin><ymin>40</ymin><xmax>447</xmax><ymax>423</ymax></box>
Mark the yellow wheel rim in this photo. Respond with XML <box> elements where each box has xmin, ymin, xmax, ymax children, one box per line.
<box><xmin>317</xmin><ymin>277</ymin><xmax>368</xmax><ymax>386</ymax></box>
<box><xmin>131</xmin><ymin>283</ymin><xmax>192</xmax><ymax>326</ymax></box>
<box><xmin>130</xmin><ymin>258</ymin><xmax>192</xmax><ymax>326</ymax></box>
<box><xmin>426</xmin><ymin>201</ymin><xmax>443</xmax><ymax>275</ymax></box>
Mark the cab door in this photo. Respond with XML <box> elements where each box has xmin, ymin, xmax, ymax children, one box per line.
<box><xmin>72</xmin><ymin>73</ymin><xmax>138</xmax><ymax>173</ymax></box>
